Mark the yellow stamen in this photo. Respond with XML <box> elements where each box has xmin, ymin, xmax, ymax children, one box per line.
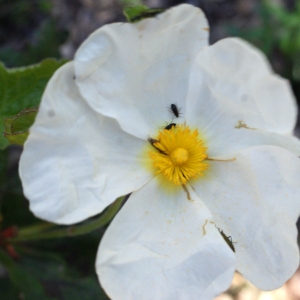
<box><xmin>149</xmin><ymin>125</ymin><xmax>209</xmax><ymax>185</ymax></box>
<box><xmin>171</xmin><ymin>148</ymin><xmax>189</xmax><ymax>165</ymax></box>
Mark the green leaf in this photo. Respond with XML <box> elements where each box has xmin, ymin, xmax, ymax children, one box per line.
<box><xmin>20</xmin><ymin>252</ymin><xmax>71</xmax><ymax>282</ymax></box>
<box><xmin>60</xmin><ymin>278</ymin><xmax>109</xmax><ymax>300</ymax></box>
<box><xmin>19</xmin><ymin>249</ymin><xmax>108</xmax><ymax>299</ymax></box>
<box><xmin>4</xmin><ymin>107</ymin><xmax>38</xmax><ymax>146</ymax></box>
<box><xmin>0</xmin><ymin>58</ymin><xmax>67</xmax><ymax>149</ymax></box>
<box><xmin>123</xmin><ymin>5</ymin><xmax>149</xmax><ymax>21</ymax></box>
<box><xmin>123</xmin><ymin>5</ymin><xmax>165</xmax><ymax>23</ymax></box>
<box><xmin>28</xmin><ymin>19</ymin><xmax>68</xmax><ymax>64</ymax></box>
<box><xmin>0</xmin><ymin>277</ymin><xmax>20</xmax><ymax>299</ymax></box>
<box><xmin>0</xmin><ymin>249</ymin><xmax>51</xmax><ymax>299</ymax></box>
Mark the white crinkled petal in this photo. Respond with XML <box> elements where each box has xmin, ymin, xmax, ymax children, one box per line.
<box><xmin>186</xmin><ymin>39</ymin><xmax>300</xmax><ymax>157</ymax></box>
<box><xmin>97</xmin><ymin>178</ymin><xmax>236</xmax><ymax>300</ymax></box>
<box><xmin>74</xmin><ymin>4</ymin><xmax>209</xmax><ymax>139</ymax></box>
<box><xmin>192</xmin><ymin>145</ymin><xmax>300</xmax><ymax>290</ymax></box>
<box><xmin>186</xmin><ymin>38</ymin><xmax>297</xmax><ymax>137</ymax></box>
<box><xmin>19</xmin><ymin>62</ymin><xmax>152</xmax><ymax>224</ymax></box>
<box><xmin>188</xmin><ymin>86</ymin><xmax>300</xmax><ymax>157</ymax></box>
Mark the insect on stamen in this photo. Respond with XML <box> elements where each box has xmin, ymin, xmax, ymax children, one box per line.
<box><xmin>148</xmin><ymin>125</ymin><xmax>208</xmax><ymax>185</ymax></box>
<box><xmin>164</xmin><ymin>123</ymin><xmax>176</xmax><ymax>130</ymax></box>
<box><xmin>148</xmin><ymin>137</ymin><xmax>166</xmax><ymax>154</ymax></box>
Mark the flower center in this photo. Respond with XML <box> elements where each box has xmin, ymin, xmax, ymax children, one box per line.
<box><xmin>148</xmin><ymin>125</ymin><xmax>209</xmax><ymax>186</ymax></box>
<box><xmin>170</xmin><ymin>148</ymin><xmax>189</xmax><ymax>165</ymax></box>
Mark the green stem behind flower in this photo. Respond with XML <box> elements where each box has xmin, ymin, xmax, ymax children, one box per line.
<box><xmin>9</xmin><ymin>196</ymin><xmax>124</xmax><ymax>242</ymax></box>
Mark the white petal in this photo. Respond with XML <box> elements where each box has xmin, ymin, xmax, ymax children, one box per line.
<box><xmin>97</xmin><ymin>178</ymin><xmax>236</xmax><ymax>300</ymax></box>
<box><xmin>186</xmin><ymin>38</ymin><xmax>297</xmax><ymax>136</ymax></box>
<box><xmin>74</xmin><ymin>4</ymin><xmax>209</xmax><ymax>139</ymax></box>
<box><xmin>201</xmin><ymin>103</ymin><xmax>300</xmax><ymax>157</ymax></box>
<box><xmin>19</xmin><ymin>62</ymin><xmax>152</xmax><ymax>224</ymax></box>
<box><xmin>192</xmin><ymin>146</ymin><xmax>300</xmax><ymax>289</ymax></box>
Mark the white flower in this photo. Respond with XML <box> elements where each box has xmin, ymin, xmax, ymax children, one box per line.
<box><xmin>19</xmin><ymin>4</ymin><xmax>300</xmax><ymax>300</ymax></box>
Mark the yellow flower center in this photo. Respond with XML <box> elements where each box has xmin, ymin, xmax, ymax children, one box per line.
<box><xmin>170</xmin><ymin>148</ymin><xmax>189</xmax><ymax>165</ymax></box>
<box><xmin>148</xmin><ymin>125</ymin><xmax>209</xmax><ymax>186</ymax></box>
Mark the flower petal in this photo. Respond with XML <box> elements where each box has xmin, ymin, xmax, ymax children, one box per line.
<box><xmin>186</xmin><ymin>38</ymin><xmax>297</xmax><ymax>137</ymax></box>
<box><xmin>186</xmin><ymin>39</ymin><xmax>300</xmax><ymax>157</ymax></box>
<box><xmin>192</xmin><ymin>145</ymin><xmax>300</xmax><ymax>289</ymax></box>
<box><xmin>74</xmin><ymin>4</ymin><xmax>209</xmax><ymax>139</ymax></box>
<box><xmin>19</xmin><ymin>62</ymin><xmax>152</xmax><ymax>224</ymax></box>
<box><xmin>97</xmin><ymin>178</ymin><xmax>236</xmax><ymax>300</ymax></box>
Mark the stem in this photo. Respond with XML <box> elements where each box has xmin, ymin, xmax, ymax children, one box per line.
<box><xmin>9</xmin><ymin>196</ymin><xmax>124</xmax><ymax>242</ymax></box>
<box><xmin>18</xmin><ymin>222</ymin><xmax>56</xmax><ymax>236</ymax></box>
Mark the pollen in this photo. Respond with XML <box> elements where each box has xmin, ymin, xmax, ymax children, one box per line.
<box><xmin>149</xmin><ymin>125</ymin><xmax>209</xmax><ymax>185</ymax></box>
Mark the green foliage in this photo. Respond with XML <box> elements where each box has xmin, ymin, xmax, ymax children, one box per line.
<box><xmin>19</xmin><ymin>251</ymin><xmax>109</xmax><ymax>300</ymax></box>
<box><xmin>264</xmin><ymin>0</ymin><xmax>300</xmax><ymax>57</ymax></box>
<box><xmin>228</xmin><ymin>2</ymin><xmax>275</xmax><ymax>55</ymax></box>
<box><xmin>124</xmin><ymin>5</ymin><xmax>149</xmax><ymax>21</ymax></box>
<box><xmin>229</xmin><ymin>0</ymin><xmax>300</xmax><ymax>80</ymax></box>
<box><xmin>0</xmin><ymin>0</ymin><xmax>67</xmax><ymax>67</ymax></box>
<box><xmin>0</xmin><ymin>59</ymin><xmax>67</xmax><ymax>149</ymax></box>
<box><xmin>0</xmin><ymin>246</ymin><xmax>110</xmax><ymax>299</ymax></box>
<box><xmin>0</xmin><ymin>1</ymin><xmax>121</xmax><ymax>299</ymax></box>
<box><xmin>0</xmin><ymin>278</ymin><xmax>20</xmax><ymax>299</ymax></box>
<box><xmin>11</xmin><ymin>197</ymin><xmax>124</xmax><ymax>242</ymax></box>
<box><xmin>124</xmin><ymin>5</ymin><xmax>165</xmax><ymax>23</ymax></box>
<box><xmin>0</xmin><ymin>180</ymin><xmax>123</xmax><ymax>299</ymax></box>
<box><xmin>59</xmin><ymin>278</ymin><xmax>109</xmax><ymax>300</ymax></box>
<box><xmin>0</xmin><ymin>249</ymin><xmax>51</xmax><ymax>299</ymax></box>
<box><xmin>0</xmin><ymin>19</ymin><xmax>67</xmax><ymax>67</ymax></box>
<box><xmin>28</xmin><ymin>19</ymin><xmax>68</xmax><ymax>65</ymax></box>
<box><xmin>4</xmin><ymin>107</ymin><xmax>38</xmax><ymax>146</ymax></box>
<box><xmin>0</xmin><ymin>184</ymin><xmax>122</xmax><ymax>299</ymax></box>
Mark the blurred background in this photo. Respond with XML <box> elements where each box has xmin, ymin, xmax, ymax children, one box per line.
<box><xmin>0</xmin><ymin>0</ymin><xmax>300</xmax><ymax>299</ymax></box>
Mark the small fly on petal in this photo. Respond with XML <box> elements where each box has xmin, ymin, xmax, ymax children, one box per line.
<box><xmin>169</xmin><ymin>104</ymin><xmax>181</xmax><ymax>118</ymax></box>
<box><xmin>217</xmin><ymin>227</ymin><xmax>236</xmax><ymax>252</ymax></box>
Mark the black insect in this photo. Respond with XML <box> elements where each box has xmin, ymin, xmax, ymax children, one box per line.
<box><xmin>217</xmin><ymin>228</ymin><xmax>235</xmax><ymax>252</ymax></box>
<box><xmin>164</xmin><ymin>123</ymin><xmax>176</xmax><ymax>130</ymax></box>
<box><xmin>169</xmin><ymin>104</ymin><xmax>181</xmax><ymax>118</ymax></box>
<box><xmin>148</xmin><ymin>137</ymin><xmax>166</xmax><ymax>154</ymax></box>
